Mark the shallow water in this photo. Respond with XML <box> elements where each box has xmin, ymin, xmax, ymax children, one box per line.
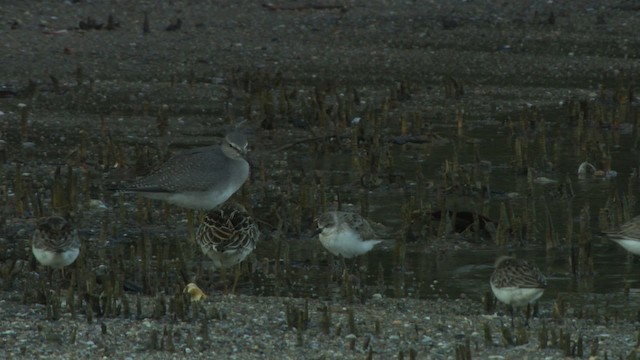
<box><xmin>246</xmin><ymin>105</ymin><xmax>640</xmax><ymax>308</ymax></box>
<box><xmin>2</xmin><ymin>96</ymin><xmax>638</xmax><ymax>319</ymax></box>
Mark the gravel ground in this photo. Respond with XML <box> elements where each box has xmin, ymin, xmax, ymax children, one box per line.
<box><xmin>2</xmin><ymin>289</ymin><xmax>639</xmax><ymax>359</ymax></box>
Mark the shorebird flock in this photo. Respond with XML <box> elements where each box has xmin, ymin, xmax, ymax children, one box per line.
<box><xmin>30</xmin><ymin>128</ymin><xmax>640</xmax><ymax>328</ymax></box>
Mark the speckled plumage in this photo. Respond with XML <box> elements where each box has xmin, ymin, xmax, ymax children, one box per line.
<box><xmin>123</xmin><ymin>132</ymin><xmax>250</xmax><ymax>210</ymax></box>
<box><xmin>316</xmin><ymin>211</ymin><xmax>383</xmax><ymax>259</ymax></box>
<box><xmin>490</xmin><ymin>256</ymin><xmax>547</xmax><ymax>306</ymax></box>
<box><xmin>196</xmin><ymin>202</ymin><xmax>259</xmax><ymax>270</ymax></box>
<box><xmin>606</xmin><ymin>215</ymin><xmax>640</xmax><ymax>255</ymax></box>
<box><xmin>490</xmin><ymin>256</ymin><xmax>547</xmax><ymax>327</ymax></box>
<box><xmin>32</xmin><ymin>216</ymin><xmax>80</xmax><ymax>269</ymax></box>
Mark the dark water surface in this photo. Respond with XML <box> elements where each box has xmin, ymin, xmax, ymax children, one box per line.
<box><xmin>3</xmin><ymin>93</ymin><xmax>638</xmax><ymax>319</ymax></box>
<box><xmin>239</xmin><ymin>104</ymin><xmax>640</xmax><ymax>308</ymax></box>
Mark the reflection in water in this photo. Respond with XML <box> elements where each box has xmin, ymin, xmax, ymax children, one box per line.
<box><xmin>241</xmin><ymin>115</ymin><xmax>640</xmax><ymax>309</ymax></box>
<box><xmin>92</xmin><ymin>216</ymin><xmax>640</xmax><ymax>312</ymax></box>
<box><xmin>5</xmin><ymin>99</ymin><xmax>640</xmax><ymax>321</ymax></box>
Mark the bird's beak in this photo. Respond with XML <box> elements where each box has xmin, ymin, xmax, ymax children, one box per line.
<box><xmin>311</xmin><ymin>227</ymin><xmax>322</xmax><ymax>239</ymax></box>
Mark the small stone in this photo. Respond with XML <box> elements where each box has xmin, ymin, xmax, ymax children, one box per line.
<box><xmin>422</xmin><ymin>335</ymin><xmax>433</xmax><ymax>345</ymax></box>
<box><xmin>89</xmin><ymin>199</ymin><xmax>108</xmax><ymax>209</ymax></box>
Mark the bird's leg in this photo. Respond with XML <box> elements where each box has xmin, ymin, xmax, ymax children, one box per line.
<box><xmin>46</xmin><ymin>267</ymin><xmax>54</xmax><ymax>288</ymax></box>
<box><xmin>340</xmin><ymin>257</ymin><xmax>349</xmax><ymax>276</ymax></box>
<box><xmin>341</xmin><ymin>256</ymin><xmax>354</xmax><ymax>301</ymax></box>
<box><xmin>53</xmin><ymin>267</ymin><xmax>64</xmax><ymax>314</ymax></box>
<box><xmin>510</xmin><ymin>305</ymin><xmax>515</xmax><ymax>329</ymax></box>
<box><xmin>231</xmin><ymin>265</ymin><xmax>242</xmax><ymax>295</ymax></box>
<box><xmin>342</xmin><ymin>267</ymin><xmax>354</xmax><ymax>303</ymax></box>
<box><xmin>525</xmin><ymin>303</ymin><xmax>532</xmax><ymax>327</ymax></box>
<box><xmin>59</xmin><ymin>267</ymin><xmax>67</xmax><ymax>293</ymax></box>
<box><xmin>350</xmin><ymin>256</ymin><xmax>359</xmax><ymax>276</ymax></box>
<box><xmin>65</xmin><ymin>269</ymin><xmax>76</xmax><ymax>312</ymax></box>
<box><xmin>187</xmin><ymin>210</ymin><xmax>196</xmax><ymax>244</ymax></box>
<box><xmin>219</xmin><ymin>266</ymin><xmax>228</xmax><ymax>294</ymax></box>
<box><xmin>347</xmin><ymin>257</ymin><xmax>364</xmax><ymax>302</ymax></box>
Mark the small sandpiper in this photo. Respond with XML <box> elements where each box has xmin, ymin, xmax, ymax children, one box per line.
<box><xmin>606</xmin><ymin>215</ymin><xmax>640</xmax><ymax>255</ymax></box>
<box><xmin>122</xmin><ymin>132</ymin><xmax>250</xmax><ymax>210</ymax></box>
<box><xmin>315</xmin><ymin>211</ymin><xmax>384</xmax><ymax>259</ymax></box>
<box><xmin>196</xmin><ymin>202</ymin><xmax>259</xmax><ymax>271</ymax></box>
<box><xmin>490</xmin><ymin>255</ymin><xmax>547</xmax><ymax>327</ymax></box>
<box><xmin>32</xmin><ymin>216</ymin><xmax>80</xmax><ymax>273</ymax></box>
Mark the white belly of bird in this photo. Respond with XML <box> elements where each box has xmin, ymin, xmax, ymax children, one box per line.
<box><xmin>320</xmin><ymin>229</ymin><xmax>381</xmax><ymax>258</ymax></box>
<box><xmin>163</xmin><ymin>185</ymin><xmax>239</xmax><ymax>210</ymax></box>
<box><xmin>204</xmin><ymin>247</ymin><xmax>254</xmax><ymax>270</ymax></box>
<box><xmin>491</xmin><ymin>283</ymin><xmax>544</xmax><ymax>307</ymax></box>
<box><xmin>613</xmin><ymin>239</ymin><xmax>640</xmax><ymax>255</ymax></box>
<box><xmin>32</xmin><ymin>247</ymin><xmax>80</xmax><ymax>268</ymax></box>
